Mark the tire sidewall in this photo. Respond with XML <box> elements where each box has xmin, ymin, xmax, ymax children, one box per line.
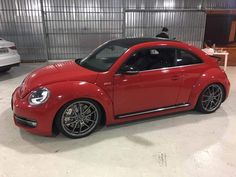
<box><xmin>55</xmin><ymin>98</ymin><xmax>102</xmax><ymax>139</ymax></box>
<box><xmin>196</xmin><ymin>84</ymin><xmax>224</xmax><ymax>113</ymax></box>
<box><xmin>0</xmin><ymin>66</ymin><xmax>11</xmax><ymax>72</ymax></box>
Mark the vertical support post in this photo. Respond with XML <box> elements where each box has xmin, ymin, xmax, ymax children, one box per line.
<box><xmin>201</xmin><ymin>0</ymin><xmax>205</xmax><ymax>10</ymax></box>
<box><xmin>201</xmin><ymin>0</ymin><xmax>206</xmax><ymax>48</ymax></box>
<box><xmin>122</xmin><ymin>0</ymin><xmax>126</xmax><ymax>38</ymax></box>
<box><xmin>40</xmin><ymin>0</ymin><xmax>49</xmax><ymax>61</ymax></box>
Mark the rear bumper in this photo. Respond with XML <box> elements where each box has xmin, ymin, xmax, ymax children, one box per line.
<box><xmin>0</xmin><ymin>53</ymin><xmax>20</xmax><ymax>67</ymax></box>
<box><xmin>0</xmin><ymin>62</ymin><xmax>20</xmax><ymax>69</ymax></box>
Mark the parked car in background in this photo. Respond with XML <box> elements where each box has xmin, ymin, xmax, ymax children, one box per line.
<box><xmin>12</xmin><ymin>38</ymin><xmax>230</xmax><ymax>138</ymax></box>
<box><xmin>0</xmin><ymin>38</ymin><xmax>20</xmax><ymax>72</ymax></box>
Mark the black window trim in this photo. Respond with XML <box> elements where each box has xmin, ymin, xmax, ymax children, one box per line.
<box><xmin>116</xmin><ymin>46</ymin><xmax>204</xmax><ymax>74</ymax></box>
<box><xmin>176</xmin><ymin>48</ymin><xmax>203</xmax><ymax>66</ymax></box>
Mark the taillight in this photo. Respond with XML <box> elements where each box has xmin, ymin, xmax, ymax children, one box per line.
<box><xmin>9</xmin><ymin>46</ymin><xmax>17</xmax><ymax>50</ymax></box>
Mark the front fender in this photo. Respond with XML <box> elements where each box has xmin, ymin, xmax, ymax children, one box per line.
<box><xmin>45</xmin><ymin>81</ymin><xmax>114</xmax><ymax>125</ymax></box>
<box><xmin>188</xmin><ymin>68</ymin><xmax>230</xmax><ymax>107</ymax></box>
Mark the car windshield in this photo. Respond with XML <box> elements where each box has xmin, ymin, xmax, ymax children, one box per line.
<box><xmin>77</xmin><ymin>41</ymin><xmax>128</xmax><ymax>72</ymax></box>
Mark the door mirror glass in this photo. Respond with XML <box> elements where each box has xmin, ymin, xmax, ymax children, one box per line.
<box><xmin>120</xmin><ymin>65</ymin><xmax>139</xmax><ymax>75</ymax></box>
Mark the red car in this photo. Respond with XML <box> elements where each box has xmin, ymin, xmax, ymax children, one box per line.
<box><xmin>12</xmin><ymin>38</ymin><xmax>230</xmax><ymax>138</ymax></box>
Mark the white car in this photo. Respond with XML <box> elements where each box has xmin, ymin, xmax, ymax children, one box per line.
<box><xmin>0</xmin><ymin>38</ymin><xmax>20</xmax><ymax>72</ymax></box>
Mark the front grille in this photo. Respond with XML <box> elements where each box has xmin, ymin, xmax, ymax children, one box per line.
<box><xmin>0</xmin><ymin>48</ymin><xmax>9</xmax><ymax>54</ymax></box>
<box><xmin>14</xmin><ymin>115</ymin><xmax>37</xmax><ymax>128</ymax></box>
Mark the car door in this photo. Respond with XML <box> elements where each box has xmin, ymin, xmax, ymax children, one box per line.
<box><xmin>113</xmin><ymin>47</ymin><xmax>183</xmax><ymax>116</ymax></box>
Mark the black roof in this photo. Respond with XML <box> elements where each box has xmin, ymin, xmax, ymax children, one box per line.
<box><xmin>108</xmin><ymin>37</ymin><xmax>176</xmax><ymax>48</ymax></box>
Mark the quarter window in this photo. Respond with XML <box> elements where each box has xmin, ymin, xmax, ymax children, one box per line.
<box><xmin>176</xmin><ymin>49</ymin><xmax>202</xmax><ymax>66</ymax></box>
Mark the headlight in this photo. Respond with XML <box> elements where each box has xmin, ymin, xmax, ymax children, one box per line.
<box><xmin>28</xmin><ymin>87</ymin><xmax>50</xmax><ymax>106</ymax></box>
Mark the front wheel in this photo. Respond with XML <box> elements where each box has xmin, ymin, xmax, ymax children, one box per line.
<box><xmin>196</xmin><ymin>84</ymin><xmax>224</xmax><ymax>113</ymax></box>
<box><xmin>55</xmin><ymin>99</ymin><xmax>101</xmax><ymax>138</ymax></box>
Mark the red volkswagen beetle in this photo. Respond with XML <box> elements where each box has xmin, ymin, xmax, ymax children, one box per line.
<box><xmin>12</xmin><ymin>38</ymin><xmax>230</xmax><ymax>138</ymax></box>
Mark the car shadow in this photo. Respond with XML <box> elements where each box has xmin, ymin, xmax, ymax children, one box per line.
<box><xmin>0</xmin><ymin>107</ymin><xmax>228</xmax><ymax>154</ymax></box>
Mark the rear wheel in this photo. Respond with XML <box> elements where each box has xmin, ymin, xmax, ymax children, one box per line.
<box><xmin>196</xmin><ymin>84</ymin><xmax>224</xmax><ymax>113</ymax></box>
<box><xmin>55</xmin><ymin>99</ymin><xmax>101</xmax><ymax>138</ymax></box>
<box><xmin>0</xmin><ymin>66</ymin><xmax>11</xmax><ymax>72</ymax></box>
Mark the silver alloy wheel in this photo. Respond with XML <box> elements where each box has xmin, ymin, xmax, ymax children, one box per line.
<box><xmin>61</xmin><ymin>101</ymin><xmax>99</xmax><ymax>137</ymax></box>
<box><xmin>201</xmin><ymin>84</ymin><xmax>223</xmax><ymax>112</ymax></box>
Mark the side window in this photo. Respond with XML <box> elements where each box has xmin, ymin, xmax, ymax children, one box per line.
<box><xmin>123</xmin><ymin>48</ymin><xmax>176</xmax><ymax>71</ymax></box>
<box><xmin>176</xmin><ymin>49</ymin><xmax>202</xmax><ymax>66</ymax></box>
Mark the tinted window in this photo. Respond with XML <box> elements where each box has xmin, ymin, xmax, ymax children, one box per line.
<box><xmin>79</xmin><ymin>44</ymin><xmax>128</xmax><ymax>72</ymax></box>
<box><xmin>176</xmin><ymin>49</ymin><xmax>202</xmax><ymax>66</ymax></box>
<box><xmin>124</xmin><ymin>48</ymin><xmax>176</xmax><ymax>71</ymax></box>
<box><xmin>96</xmin><ymin>45</ymin><xmax>126</xmax><ymax>59</ymax></box>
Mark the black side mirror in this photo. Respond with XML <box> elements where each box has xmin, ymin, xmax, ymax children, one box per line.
<box><xmin>120</xmin><ymin>65</ymin><xmax>139</xmax><ymax>75</ymax></box>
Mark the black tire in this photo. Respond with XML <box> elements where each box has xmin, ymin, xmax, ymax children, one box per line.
<box><xmin>0</xmin><ymin>66</ymin><xmax>11</xmax><ymax>72</ymax></box>
<box><xmin>196</xmin><ymin>84</ymin><xmax>224</xmax><ymax>113</ymax></box>
<box><xmin>55</xmin><ymin>99</ymin><xmax>102</xmax><ymax>138</ymax></box>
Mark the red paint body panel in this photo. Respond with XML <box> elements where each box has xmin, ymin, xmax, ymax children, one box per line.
<box><xmin>20</xmin><ymin>61</ymin><xmax>98</xmax><ymax>98</ymax></box>
<box><xmin>113</xmin><ymin>67</ymin><xmax>182</xmax><ymax>115</ymax></box>
<box><xmin>12</xmin><ymin>40</ymin><xmax>230</xmax><ymax>136</ymax></box>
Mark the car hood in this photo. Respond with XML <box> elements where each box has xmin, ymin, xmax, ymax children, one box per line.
<box><xmin>19</xmin><ymin>60</ymin><xmax>98</xmax><ymax>98</ymax></box>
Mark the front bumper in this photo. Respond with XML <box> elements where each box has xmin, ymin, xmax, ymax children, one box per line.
<box><xmin>12</xmin><ymin>87</ymin><xmax>55</xmax><ymax>136</ymax></box>
<box><xmin>14</xmin><ymin>115</ymin><xmax>37</xmax><ymax>128</ymax></box>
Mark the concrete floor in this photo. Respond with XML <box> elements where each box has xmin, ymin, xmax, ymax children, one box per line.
<box><xmin>0</xmin><ymin>63</ymin><xmax>236</xmax><ymax>177</ymax></box>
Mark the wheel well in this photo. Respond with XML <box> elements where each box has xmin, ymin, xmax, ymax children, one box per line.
<box><xmin>52</xmin><ymin>98</ymin><xmax>106</xmax><ymax>135</ymax></box>
<box><xmin>218</xmin><ymin>83</ymin><xmax>226</xmax><ymax>102</ymax></box>
<box><xmin>93</xmin><ymin>99</ymin><xmax>106</xmax><ymax>126</ymax></box>
<box><xmin>196</xmin><ymin>82</ymin><xmax>226</xmax><ymax>102</ymax></box>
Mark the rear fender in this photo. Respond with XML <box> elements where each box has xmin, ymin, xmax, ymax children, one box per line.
<box><xmin>188</xmin><ymin>68</ymin><xmax>228</xmax><ymax>107</ymax></box>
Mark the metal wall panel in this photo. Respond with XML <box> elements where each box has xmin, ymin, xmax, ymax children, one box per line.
<box><xmin>0</xmin><ymin>0</ymin><xmax>47</xmax><ymax>60</ymax></box>
<box><xmin>204</xmin><ymin>0</ymin><xmax>236</xmax><ymax>9</ymax></box>
<box><xmin>125</xmin><ymin>0</ymin><xmax>236</xmax><ymax>9</ymax></box>
<box><xmin>42</xmin><ymin>0</ymin><xmax>124</xmax><ymax>59</ymax></box>
<box><xmin>0</xmin><ymin>0</ymin><xmax>235</xmax><ymax>61</ymax></box>
<box><xmin>125</xmin><ymin>11</ymin><xmax>206</xmax><ymax>47</ymax></box>
<box><xmin>125</xmin><ymin>0</ymin><xmax>203</xmax><ymax>9</ymax></box>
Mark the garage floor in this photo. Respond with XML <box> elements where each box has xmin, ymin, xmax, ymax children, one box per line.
<box><xmin>0</xmin><ymin>63</ymin><xmax>236</xmax><ymax>177</ymax></box>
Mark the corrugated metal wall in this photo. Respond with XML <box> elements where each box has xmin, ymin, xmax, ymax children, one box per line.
<box><xmin>125</xmin><ymin>11</ymin><xmax>206</xmax><ymax>47</ymax></box>
<box><xmin>204</xmin><ymin>0</ymin><xmax>236</xmax><ymax>9</ymax></box>
<box><xmin>0</xmin><ymin>0</ymin><xmax>235</xmax><ymax>61</ymax></box>
<box><xmin>43</xmin><ymin>0</ymin><xmax>123</xmax><ymax>59</ymax></box>
<box><xmin>125</xmin><ymin>0</ymin><xmax>203</xmax><ymax>9</ymax></box>
<box><xmin>0</xmin><ymin>0</ymin><xmax>47</xmax><ymax>60</ymax></box>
